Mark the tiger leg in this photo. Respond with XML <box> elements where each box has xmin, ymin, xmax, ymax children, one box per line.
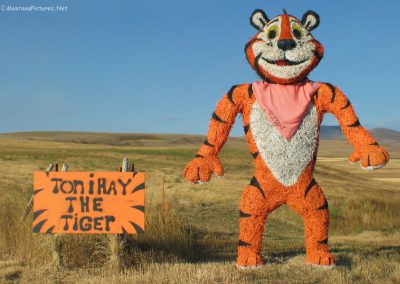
<box><xmin>236</xmin><ymin>176</ymin><xmax>284</xmax><ymax>268</ymax></box>
<box><xmin>286</xmin><ymin>178</ymin><xmax>335</xmax><ymax>266</ymax></box>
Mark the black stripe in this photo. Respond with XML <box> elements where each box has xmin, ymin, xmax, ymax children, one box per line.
<box><xmin>131</xmin><ymin>205</ymin><xmax>145</xmax><ymax>213</ymax></box>
<box><xmin>131</xmin><ymin>182</ymin><xmax>145</xmax><ymax>194</ymax></box>
<box><xmin>203</xmin><ymin>139</ymin><xmax>215</xmax><ymax>147</ymax></box>
<box><xmin>383</xmin><ymin>151</ymin><xmax>387</xmax><ymax>164</ymax></box>
<box><xmin>195</xmin><ymin>154</ymin><xmax>204</xmax><ymax>158</ymax></box>
<box><xmin>33</xmin><ymin>209</ymin><xmax>47</xmax><ymax>222</ymax></box>
<box><xmin>304</xmin><ymin>179</ymin><xmax>316</xmax><ymax>197</ymax></box>
<box><xmin>33</xmin><ymin>219</ymin><xmax>47</xmax><ymax>233</ymax></box>
<box><xmin>212</xmin><ymin>112</ymin><xmax>227</xmax><ymax>124</ymax></box>
<box><xmin>45</xmin><ymin>226</ymin><xmax>55</xmax><ymax>234</ymax></box>
<box><xmin>348</xmin><ymin>119</ymin><xmax>360</xmax><ymax>127</ymax></box>
<box><xmin>317</xmin><ymin>200</ymin><xmax>328</xmax><ymax>211</ymax></box>
<box><xmin>227</xmin><ymin>85</ymin><xmax>239</xmax><ymax>106</ymax></box>
<box><xmin>239</xmin><ymin>210</ymin><xmax>251</xmax><ymax>218</ymax></box>
<box><xmin>367</xmin><ymin>155</ymin><xmax>371</xmax><ymax>167</ymax></box>
<box><xmin>121</xmin><ymin>226</ymin><xmax>128</xmax><ymax>235</ymax></box>
<box><xmin>341</xmin><ymin>100</ymin><xmax>351</xmax><ymax>110</ymax></box>
<box><xmin>313</xmin><ymin>49</ymin><xmax>322</xmax><ymax>61</ymax></box>
<box><xmin>254</xmin><ymin>54</ymin><xmax>273</xmax><ymax>83</ymax></box>
<box><xmin>238</xmin><ymin>240</ymin><xmax>251</xmax><ymax>247</ymax></box>
<box><xmin>268</xmin><ymin>18</ymin><xmax>279</xmax><ymax>24</ymax></box>
<box><xmin>369</xmin><ymin>142</ymin><xmax>379</xmax><ymax>146</ymax></box>
<box><xmin>34</xmin><ymin>188</ymin><xmax>44</xmax><ymax>195</ymax></box>
<box><xmin>325</xmin><ymin>83</ymin><xmax>336</xmax><ymax>103</ymax></box>
<box><xmin>317</xmin><ymin>238</ymin><xmax>328</xmax><ymax>245</ymax></box>
<box><xmin>129</xmin><ymin>221</ymin><xmax>144</xmax><ymax>234</ymax></box>
<box><xmin>243</xmin><ymin>124</ymin><xmax>250</xmax><ymax>134</ymax></box>
<box><xmin>197</xmin><ymin>167</ymin><xmax>200</xmax><ymax>181</ymax></box>
<box><xmin>249</xmin><ymin>177</ymin><xmax>265</xmax><ymax>199</ymax></box>
<box><xmin>251</xmin><ymin>151</ymin><xmax>259</xmax><ymax>159</ymax></box>
<box><xmin>254</xmin><ymin>54</ymin><xmax>264</xmax><ymax>79</ymax></box>
<box><xmin>248</xmin><ymin>84</ymin><xmax>253</xmax><ymax>98</ymax></box>
<box><xmin>244</xmin><ymin>38</ymin><xmax>262</xmax><ymax>55</ymax></box>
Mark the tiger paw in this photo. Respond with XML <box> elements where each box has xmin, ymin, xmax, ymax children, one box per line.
<box><xmin>349</xmin><ymin>145</ymin><xmax>389</xmax><ymax>170</ymax></box>
<box><xmin>305</xmin><ymin>252</ymin><xmax>335</xmax><ymax>267</ymax></box>
<box><xmin>236</xmin><ymin>249</ymin><xmax>263</xmax><ymax>269</ymax></box>
<box><xmin>182</xmin><ymin>155</ymin><xmax>224</xmax><ymax>184</ymax></box>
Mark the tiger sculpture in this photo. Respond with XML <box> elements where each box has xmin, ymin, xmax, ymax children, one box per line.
<box><xmin>182</xmin><ymin>9</ymin><xmax>389</xmax><ymax>269</ymax></box>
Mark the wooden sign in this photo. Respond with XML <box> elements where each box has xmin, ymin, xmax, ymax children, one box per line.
<box><xmin>33</xmin><ymin>172</ymin><xmax>145</xmax><ymax>234</ymax></box>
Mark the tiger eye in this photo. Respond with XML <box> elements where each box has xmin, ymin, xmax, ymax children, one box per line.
<box><xmin>268</xmin><ymin>30</ymin><xmax>277</xmax><ymax>39</ymax></box>
<box><xmin>293</xmin><ymin>28</ymin><xmax>302</xmax><ymax>39</ymax></box>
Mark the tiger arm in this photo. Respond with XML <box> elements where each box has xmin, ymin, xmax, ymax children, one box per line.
<box><xmin>317</xmin><ymin>83</ymin><xmax>389</xmax><ymax>169</ymax></box>
<box><xmin>183</xmin><ymin>84</ymin><xmax>248</xmax><ymax>183</ymax></box>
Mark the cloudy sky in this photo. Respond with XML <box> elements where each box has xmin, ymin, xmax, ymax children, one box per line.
<box><xmin>1</xmin><ymin>0</ymin><xmax>399</xmax><ymax>135</ymax></box>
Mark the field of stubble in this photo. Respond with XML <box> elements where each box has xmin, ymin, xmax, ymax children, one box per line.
<box><xmin>0</xmin><ymin>133</ymin><xmax>399</xmax><ymax>283</ymax></box>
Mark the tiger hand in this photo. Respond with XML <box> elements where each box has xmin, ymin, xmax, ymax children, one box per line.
<box><xmin>183</xmin><ymin>155</ymin><xmax>224</xmax><ymax>184</ymax></box>
<box><xmin>349</xmin><ymin>145</ymin><xmax>389</xmax><ymax>170</ymax></box>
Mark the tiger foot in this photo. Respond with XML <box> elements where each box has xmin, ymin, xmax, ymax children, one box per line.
<box><xmin>305</xmin><ymin>252</ymin><xmax>335</xmax><ymax>268</ymax></box>
<box><xmin>236</xmin><ymin>250</ymin><xmax>263</xmax><ymax>269</ymax></box>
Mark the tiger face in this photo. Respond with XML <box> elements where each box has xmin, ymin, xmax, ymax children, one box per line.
<box><xmin>245</xmin><ymin>10</ymin><xmax>324</xmax><ymax>85</ymax></box>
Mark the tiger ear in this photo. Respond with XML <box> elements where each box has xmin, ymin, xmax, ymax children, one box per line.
<box><xmin>301</xmin><ymin>10</ymin><xmax>320</xmax><ymax>31</ymax></box>
<box><xmin>250</xmin><ymin>9</ymin><xmax>269</xmax><ymax>30</ymax></box>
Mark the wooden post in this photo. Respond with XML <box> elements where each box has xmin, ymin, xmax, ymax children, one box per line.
<box><xmin>108</xmin><ymin>158</ymin><xmax>129</xmax><ymax>270</ymax></box>
<box><xmin>122</xmin><ymin>157</ymin><xmax>129</xmax><ymax>172</ymax></box>
<box><xmin>53</xmin><ymin>163</ymin><xmax>68</xmax><ymax>270</ymax></box>
<box><xmin>61</xmin><ymin>164</ymin><xmax>68</xmax><ymax>172</ymax></box>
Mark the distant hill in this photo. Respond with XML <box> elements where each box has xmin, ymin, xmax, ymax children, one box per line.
<box><xmin>0</xmin><ymin>127</ymin><xmax>398</xmax><ymax>147</ymax></box>
<box><xmin>0</xmin><ymin>131</ymin><xmax>247</xmax><ymax>148</ymax></box>
<box><xmin>320</xmin><ymin>126</ymin><xmax>343</xmax><ymax>140</ymax></box>
<box><xmin>320</xmin><ymin>126</ymin><xmax>400</xmax><ymax>142</ymax></box>
<box><xmin>370</xmin><ymin>128</ymin><xmax>400</xmax><ymax>142</ymax></box>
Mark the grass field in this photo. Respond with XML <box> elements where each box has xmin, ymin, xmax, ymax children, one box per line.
<box><xmin>0</xmin><ymin>133</ymin><xmax>399</xmax><ymax>283</ymax></box>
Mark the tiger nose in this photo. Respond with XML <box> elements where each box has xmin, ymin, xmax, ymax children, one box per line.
<box><xmin>277</xmin><ymin>39</ymin><xmax>297</xmax><ymax>51</ymax></box>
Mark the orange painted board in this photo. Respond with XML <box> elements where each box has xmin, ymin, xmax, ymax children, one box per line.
<box><xmin>33</xmin><ymin>172</ymin><xmax>145</xmax><ymax>234</ymax></box>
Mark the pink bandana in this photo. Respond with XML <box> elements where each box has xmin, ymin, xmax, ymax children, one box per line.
<box><xmin>252</xmin><ymin>80</ymin><xmax>320</xmax><ymax>140</ymax></box>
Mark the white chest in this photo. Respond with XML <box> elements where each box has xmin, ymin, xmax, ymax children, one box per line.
<box><xmin>249</xmin><ymin>102</ymin><xmax>319</xmax><ymax>187</ymax></box>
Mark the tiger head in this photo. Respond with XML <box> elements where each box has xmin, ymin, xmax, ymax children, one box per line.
<box><xmin>245</xmin><ymin>9</ymin><xmax>324</xmax><ymax>85</ymax></box>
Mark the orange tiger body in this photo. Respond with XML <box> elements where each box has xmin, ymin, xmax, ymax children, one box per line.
<box><xmin>183</xmin><ymin>9</ymin><xmax>389</xmax><ymax>269</ymax></box>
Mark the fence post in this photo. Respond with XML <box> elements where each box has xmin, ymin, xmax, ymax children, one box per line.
<box><xmin>52</xmin><ymin>163</ymin><xmax>68</xmax><ymax>270</ymax></box>
<box><xmin>108</xmin><ymin>157</ymin><xmax>129</xmax><ymax>270</ymax></box>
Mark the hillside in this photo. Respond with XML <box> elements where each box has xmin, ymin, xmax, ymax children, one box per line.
<box><xmin>0</xmin><ymin>127</ymin><xmax>399</xmax><ymax>147</ymax></box>
<box><xmin>321</xmin><ymin>126</ymin><xmax>400</xmax><ymax>142</ymax></box>
<box><xmin>0</xmin><ymin>133</ymin><xmax>399</xmax><ymax>283</ymax></box>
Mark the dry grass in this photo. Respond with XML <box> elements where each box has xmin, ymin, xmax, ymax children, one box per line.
<box><xmin>0</xmin><ymin>135</ymin><xmax>399</xmax><ymax>283</ymax></box>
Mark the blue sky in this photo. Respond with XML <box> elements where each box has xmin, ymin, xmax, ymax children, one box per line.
<box><xmin>0</xmin><ymin>0</ymin><xmax>399</xmax><ymax>135</ymax></box>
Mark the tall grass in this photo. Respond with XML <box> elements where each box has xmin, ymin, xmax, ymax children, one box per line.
<box><xmin>1</xmin><ymin>138</ymin><xmax>399</xmax><ymax>282</ymax></box>
<box><xmin>330</xmin><ymin>198</ymin><xmax>400</xmax><ymax>234</ymax></box>
<box><xmin>0</xmin><ymin>184</ymin><xmax>53</xmax><ymax>266</ymax></box>
<box><xmin>0</xmin><ymin>183</ymin><xmax>199</xmax><ymax>269</ymax></box>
